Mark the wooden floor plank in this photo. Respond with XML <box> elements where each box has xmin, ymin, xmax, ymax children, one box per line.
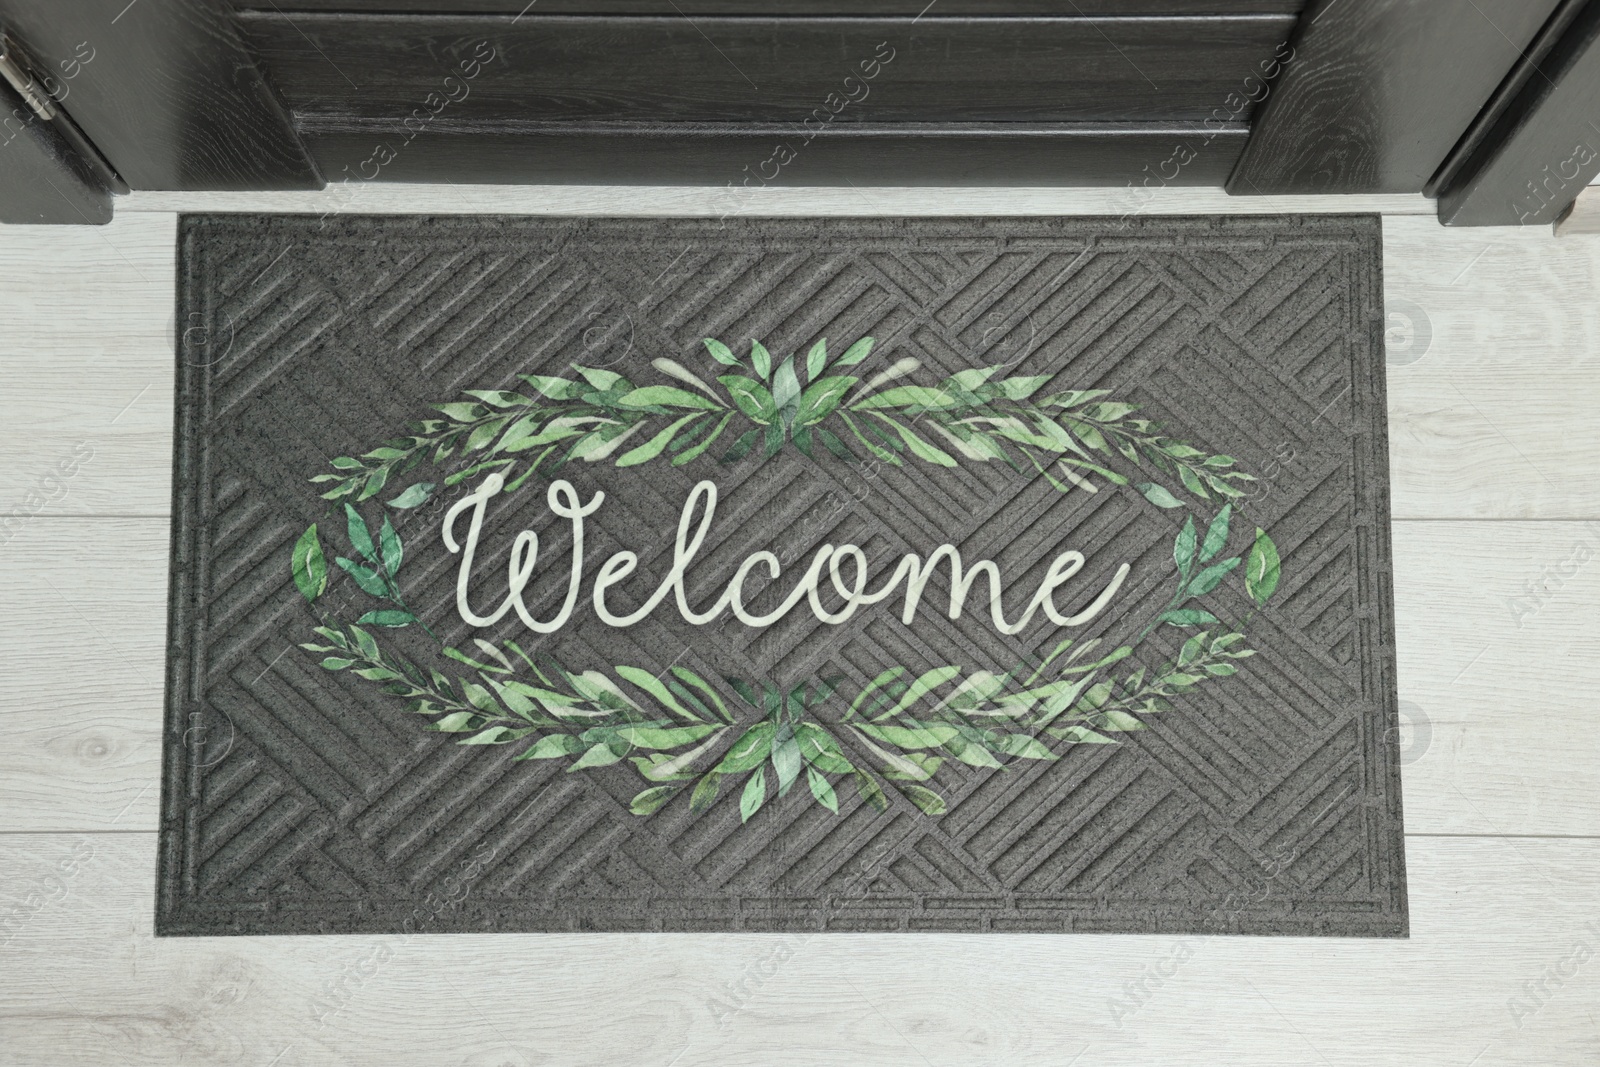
<box><xmin>3</xmin><ymin>517</ymin><xmax>1596</xmax><ymax>836</ymax></box>
<box><xmin>0</xmin><ymin>214</ymin><xmax>173</xmax><ymax>518</ymax></box>
<box><xmin>1393</xmin><ymin>520</ymin><xmax>1600</xmax><ymax>836</ymax></box>
<box><xmin>1385</xmin><ymin>216</ymin><xmax>1600</xmax><ymax>519</ymax></box>
<box><xmin>0</xmin><ymin>520</ymin><xmax>166</xmax><ymax>832</ymax></box>
<box><xmin>0</xmin><ymin>833</ymin><xmax>1596</xmax><ymax>1066</ymax></box>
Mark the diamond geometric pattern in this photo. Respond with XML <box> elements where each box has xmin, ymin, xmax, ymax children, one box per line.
<box><xmin>158</xmin><ymin>215</ymin><xmax>1405</xmax><ymax>936</ymax></box>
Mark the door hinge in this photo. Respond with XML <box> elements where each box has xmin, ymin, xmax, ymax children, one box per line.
<box><xmin>0</xmin><ymin>31</ymin><xmax>128</xmax><ymax>195</ymax></box>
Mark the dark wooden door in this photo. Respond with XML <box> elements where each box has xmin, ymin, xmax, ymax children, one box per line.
<box><xmin>2</xmin><ymin>0</ymin><xmax>1598</xmax><ymax>224</ymax></box>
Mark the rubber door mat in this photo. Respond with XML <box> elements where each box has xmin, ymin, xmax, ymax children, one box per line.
<box><xmin>158</xmin><ymin>214</ymin><xmax>1406</xmax><ymax>936</ymax></box>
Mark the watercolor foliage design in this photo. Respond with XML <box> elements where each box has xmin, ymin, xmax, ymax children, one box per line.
<box><xmin>289</xmin><ymin>338</ymin><xmax>1282</xmax><ymax>820</ymax></box>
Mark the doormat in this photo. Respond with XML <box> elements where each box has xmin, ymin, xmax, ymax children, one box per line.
<box><xmin>158</xmin><ymin>214</ymin><xmax>1406</xmax><ymax>936</ymax></box>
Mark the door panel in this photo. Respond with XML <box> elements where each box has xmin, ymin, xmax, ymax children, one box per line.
<box><xmin>1228</xmin><ymin>0</ymin><xmax>1562</xmax><ymax>194</ymax></box>
<box><xmin>0</xmin><ymin>0</ymin><xmax>319</xmax><ymax>191</ymax></box>
<box><xmin>0</xmin><ymin>82</ymin><xmax>112</xmax><ymax>222</ymax></box>
<box><xmin>238</xmin><ymin>14</ymin><xmax>1296</xmax><ymax>124</ymax></box>
<box><xmin>300</xmin><ymin>119</ymin><xmax>1249</xmax><ymax>187</ymax></box>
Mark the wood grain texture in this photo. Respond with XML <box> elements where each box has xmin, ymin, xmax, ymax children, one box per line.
<box><xmin>0</xmin><ymin>0</ymin><xmax>320</xmax><ymax>191</ymax></box>
<box><xmin>1436</xmin><ymin>0</ymin><xmax>1600</xmax><ymax>226</ymax></box>
<box><xmin>0</xmin><ymin>521</ymin><xmax>167</xmax><ymax>833</ymax></box>
<box><xmin>5</xmin><ymin>517</ymin><xmax>1596</xmax><ymax>836</ymax></box>
<box><xmin>1392</xmin><ymin>521</ymin><xmax>1600</xmax><ymax>837</ymax></box>
<box><xmin>240</xmin><ymin>14</ymin><xmax>1295</xmax><ymax>123</ymax></box>
<box><xmin>0</xmin><ymin>213</ymin><xmax>173</xmax><ymax>518</ymax></box>
<box><xmin>297</xmin><ymin>119</ymin><xmax>1249</xmax><ymax>186</ymax></box>
<box><xmin>2</xmin><ymin>834</ymin><xmax>1599</xmax><ymax>1064</ymax></box>
<box><xmin>1421</xmin><ymin>0</ymin><xmax>1590</xmax><ymax>201</ymax></box>
<box><xmin>1382</xmin><ymin>215</ymin><xmax>1600</xmax><ymax>517</ymax></box>
<box><xmin>1228</xmin><ymin>0</ymin><xmax>1561</xmax><ymax>194</ymax></box>
<box><xmin>0</xmin><ymin>82</ymin><xmax>112</xmax><ymax>224</ymax></box>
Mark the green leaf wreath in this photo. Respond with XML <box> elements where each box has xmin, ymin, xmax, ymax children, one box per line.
<box><xmin>307</xmin><ymin>336</ymin><xmax>1255</xmax><ymax>508</ymax></box>
<box><xmin>289</xmin><ymin>338</ymin><xmax>1283</xmax><ymax>822</ymax></box>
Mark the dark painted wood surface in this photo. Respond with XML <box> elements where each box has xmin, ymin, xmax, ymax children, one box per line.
<box><xmin>239</xmin><ymin>14</ymin><xmax>1296</xmax><ymax>123</ymax></box>
<box><xmin>239</xmin><ymin>1</ymin><xmax>1305</xmax><ymax>13</ymax></box>
<box><xmin>1437</xmin><ymin>0</ymin><xmax>1600</xmax><ymax>225</ymax></box>
<box><xmin>0</xmin><ymin>0</ymin><xmax>320</xmax><ymax>191</ymax></box>
<box><xmin>0</xmin><ymin>82</ymin><xmax>112</xmax><ymax>223</ymax></box>
<box><xmin>1424</xmin><ymin>0</ymin><xmax>1591</xmax><ymax>200</ymax></box>
<box><xmin>1228</xmin><ymin>0</ymin><xmax>1560</xmax><ymax>194</ymax></box>
<box><xmin>299</xmin><ymin>117</ymin><xmax>1247</xmax><ymax>187</ymax></box>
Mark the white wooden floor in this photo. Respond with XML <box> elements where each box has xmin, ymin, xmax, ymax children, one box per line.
<box><xmin>3</xmin><ymin>186</ymin><xmax>1599</xmax><ymax>1067</ymax></box>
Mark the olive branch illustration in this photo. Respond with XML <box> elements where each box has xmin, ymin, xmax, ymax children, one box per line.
<box><xmin>288</xmin><ymin>338</ymin><xmax>1282</xmax><ymax>821</ymax></box>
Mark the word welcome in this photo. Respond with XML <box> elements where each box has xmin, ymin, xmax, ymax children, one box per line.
<box><xmin>443</xmin><ymin>474</ymin><xmax>1130</xmax><ymax>634</ymax></box>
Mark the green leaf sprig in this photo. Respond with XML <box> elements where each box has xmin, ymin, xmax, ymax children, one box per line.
<box><xmin>300</xmin><ymin>612</ymin><xmax>1262</xmax><ymax>822</ymax></box>
<box><xmin>1140</xmin><ymin>504</ymin><xmax>1279</xmax><ymax>640</ymax></box>
<box><xmin>295</xmin><ymin>505</ymin><xmax>435</xmax><ymax>637</ymax></box>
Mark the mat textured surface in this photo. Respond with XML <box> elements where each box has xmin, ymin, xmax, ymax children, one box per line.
<box><xmin>159</xmin><ymin>214</ymin><xmax>1405</xmax><ymax>936</ymax></box>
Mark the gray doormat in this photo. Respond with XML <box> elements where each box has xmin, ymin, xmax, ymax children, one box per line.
<box><xmin>159</xmin><ymin>214</ymin><xmax>1406</xmax><ymax>936</ymax></box>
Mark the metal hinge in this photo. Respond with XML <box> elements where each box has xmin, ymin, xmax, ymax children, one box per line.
<box><xmin>0</xmin><ymin>31</ymin><xmax>128</xmax><ymax>194</ymax></box>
